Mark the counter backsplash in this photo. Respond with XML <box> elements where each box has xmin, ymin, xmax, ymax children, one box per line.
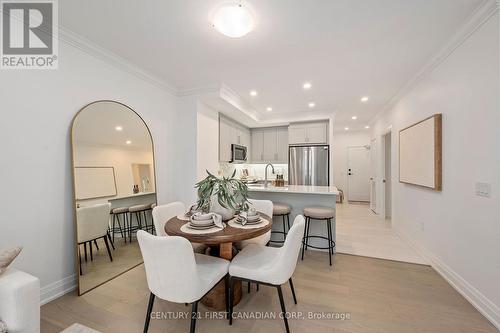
<box><xmin>220</xmin><ymin>163</ymin><xmax>289</xmax><ymax>181</ymax></box>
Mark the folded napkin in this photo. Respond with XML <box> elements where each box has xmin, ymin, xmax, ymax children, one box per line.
<box><xmin>186</xmin><ymin>204</ymin><xmax>200</xmax><ymax>217</ymax></box>
<box><xmin>191</xmin><ymin>212</ymin><xmax>224</xmax><ymax>229</ymax></box>
<box><xmin>238</xmin><ymin>209</ymin><xmax>259</xmax><ymax>226</ymax></box>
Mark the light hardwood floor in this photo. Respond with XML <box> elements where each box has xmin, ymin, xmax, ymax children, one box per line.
<box><xmin>41</xmin><ymin>251</ymin><xmax>498</xmax><ymax>333</ymax></box>
<box><xmin>336</xmin><ymin>202</ymin><xmax>427</xmax><ymax>264</ymax></box>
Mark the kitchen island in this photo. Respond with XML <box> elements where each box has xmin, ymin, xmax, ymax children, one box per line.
<box><xmin>248</xmin><ymin>184</ymin><xmax>338</xmax><ymax>252</ymax></box>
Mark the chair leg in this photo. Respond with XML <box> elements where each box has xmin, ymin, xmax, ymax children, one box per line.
<box><xmin>93</xmin><ymin>239</ymin><xmax>99</xmax><ymax>250</ymax></box>
<box><xmin>107</xmin><ymin>233</ymin><xmax>115</xmax><ymax>250</ymax></box>
<box><xmin>289</xmin><ymin>278</ymin><xmax>297</xmax><ymax>305</ymax></box>
<box><xmin>277</xmin><ymin>285</ymin><xmax>290</xmax><ymax>333</ymax></box>
<box><xmin>301</xmin><ymin>217</ymin><xmax>308</xmax><ymax>260</ymax></box>
<box><xmin>248</xmin><ymin>281</ymin><xmax>251</xmax><ymax>293</ymax></box>
<box><xmin>256</xmin><ymin>283</ymin><xmax>259</xmax><ymax>292</ymax></box>
<box><xmin>103</xmin><ymin>236</ymin><xmax>113</xmax><ymax>262</ymax></box>
<box><xmin>229</xmin><ymin>277</ymin><xmax>234</xmax><ymax>325</ymax></box>
<box><xmin>305</xmin><ymin>217</ymin><xmax>311</xmax><ymax>250</ymax></box>
<box><xmin>79</xmin><ymin>246</ymin><xmax>82</xmax><ymax>275</ymax></box>
<box><xmin>327</xmin><ymin>219</ymin><xmax>332</xmax><ymax>266</ymax></box>
<box><xmin>190</xmin><ymin>301</ymin><xmax>198</xmax><ymax>333</ymax></box>
<box><xmin>89</xmin><ymin>241</ymin><xmax>93</xmax><ymax>261</ymax></box>
<box><xmin>286</xmin><ymin>214</ymin><xmax>290</xmax><ymax>232</ymax></box>
<box><xmin>143</xmin><ymin>292</ymin><xmax>155</xmax><ymax>333</ymax></box>
<box><xmin>84</xmin><ymin>242</ymin><xmax>88</xmax><ymax>262</ymax></box>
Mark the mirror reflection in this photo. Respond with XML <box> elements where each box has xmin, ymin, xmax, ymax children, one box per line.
<box><xmin>71</xmin><ymin>100</ymin><xmax>156</xmax><ymax>294</ymax></box>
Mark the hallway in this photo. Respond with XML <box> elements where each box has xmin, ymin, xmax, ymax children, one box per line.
<box><xmin>336</xmin><ymin>202</ymin><xmax>427</xmax><ymax>265</ymax></box>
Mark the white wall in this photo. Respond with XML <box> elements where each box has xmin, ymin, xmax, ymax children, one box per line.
<box><xmin>196</xmin><ymin>103</ymin><xmax>220</xmax><ymax>180</ymax></box>
<box><xmin>0</xmin><ymin>40</ymin><xmax>180</xmax><ymax>303</ymax></box>
<box><xmin>332</xmin><ymin>130</ymin><xmax>370</xmax><ymax>194</ymax></box>
<box><xmin>371</xmin><ymin>12</ymin><xmax>500</xmax><ymax>328</ymax></box>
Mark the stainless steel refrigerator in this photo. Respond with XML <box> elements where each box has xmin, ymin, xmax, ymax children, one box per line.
<box><xmin>289</xmin><ymin>145</ymin><xmax>330</xmax><ymax>186</ymax></box>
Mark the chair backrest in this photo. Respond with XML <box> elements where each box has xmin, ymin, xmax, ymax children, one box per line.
<box><xmin>137</xmin><ymin>230</ymin><xmax>200</xmax><ymax>303</ymax></box>
<box><xmin>248</xmin><ymin>199</ymin><xmax>273</xmax><ymax>219</ymax></box>
<box><xmin>152</xmin><ymin>201</ymin><xmax>185</xmax><ymax>236</ymax></box>
<box><xmin>76</xmin><ymin>203</ymin><xmax>111</xmax><ymax>243</ymax></box>
<box><xmin>275</xmin><ymin>215</ymin><xmax>306</xmax><ymax>284</ymax></box>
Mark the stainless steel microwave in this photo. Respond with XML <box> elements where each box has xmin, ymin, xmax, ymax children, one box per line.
<box><xmin>230</xmin><ymin>144</ymin><xmax>247</xmax><ymax>163</ymax></box>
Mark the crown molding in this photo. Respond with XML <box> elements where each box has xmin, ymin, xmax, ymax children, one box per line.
<box><xmin>369</xmin><ymin>0</ymin><xmax>500</xmax><ymax>125</ymax></box>
<box><xmin>58</xmin><ymin>26</ymin><xmax>179</xmax><ymax>95</ymax></box>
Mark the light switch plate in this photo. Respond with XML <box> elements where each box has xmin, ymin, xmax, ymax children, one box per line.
<box><xmin>475</xmin><ymin>182</ymin><xmax>491</xmax><ymax>198</ymax></box>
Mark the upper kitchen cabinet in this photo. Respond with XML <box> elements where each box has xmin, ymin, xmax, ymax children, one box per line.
<box><xmin>251</xmin><ymin>127</ymin><xmax>288</xmax><ymax>163</ymax></box>
<box><xmin>219</xmin><ymin>115</ymin><xmax>251</xmax><ymax>162</ymax></box>
<box><xmin>288</xmin><ymin>121</ymin><xmax>328</xmax><ymax>145</ymax></box>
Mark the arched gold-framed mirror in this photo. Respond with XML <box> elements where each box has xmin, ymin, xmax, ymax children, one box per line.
<box><xmin>71</xmin><ymin>100</ymin><xmax>156</xmax><ymax>295</ymax></box>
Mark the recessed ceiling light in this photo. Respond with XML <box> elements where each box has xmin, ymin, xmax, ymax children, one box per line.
<box><xmin>115</xmin><ymin>126</ymin><xmax>123</xmax><ymax>131</ymax></box>
<box><xmin>351</xmin><ymin>116</ymin><xmax>357</xmax><ymax>120</ymax></box>
<box><xmin>125</xmin><ymin>140</ymin><xmax>132</xmax><ymax>145</ymax></box>
<box><xmin>250</xmin><ymin>90</ymin><xmax>258</xmax><ymax>97</ymax></box>
<box><xmin>308</xmin><ymin>102</ymin><xmax>315</xmax><ymax>108</ymax></box>
<box><xmin>303</xmin><ymin>82</ymin><xmax>312</xmax><ymax>90</ymax></box>
<box><xmin>365</xmin><ymin>125</ymin><xmax>370</xmax><ymax>129</ymax></box>
<box><xmin>266</xmin><ymin>107</ymin><xmax>272</xmax><ymax>112</ymax></box>
<box><xmin>361</xmin><ymin>96</ymin><xmax>369</xmax><ymax>102</ymax></box>
<box><xmin>344</xmin><ymin>127</ymin><xmax>349</xmax><ymax>131</ymax></box>
<box><xmin>212</xmin><ymin>3</ymin><xmax>255</xmax><ymax>38</ymax></box>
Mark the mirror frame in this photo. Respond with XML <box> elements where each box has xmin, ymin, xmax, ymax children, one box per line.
<box><xmin>70</xmin><ymin>100</ymin><xmax>157</xmax><ymax>296</ymax></box>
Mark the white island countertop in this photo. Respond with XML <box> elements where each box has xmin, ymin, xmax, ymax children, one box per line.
<box><xmin>247</xmin><ymin>184</ymin><xmax>339</xmax><ymax>195</ymax></box>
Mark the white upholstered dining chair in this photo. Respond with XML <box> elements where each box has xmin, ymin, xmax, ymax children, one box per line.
<box><xmin>152</xmin><ymin>201</ymin><xmax>206</xmax><ymax>253</ymax></box>
<box><xmin>137</xmin><ymin>230</ymin><xmax>229</xmax><ymax>333</ymax></box>
<box><xmin>77</xmin><ymin>203</ymin><xmax>113</xmax><ymax>275</ymax></box>
<box><xmin>236</xmin><ymin>199</ymin><xmax>273</xmax><ymax>249</ymax></box>
<box><xmin>228</xmin><ymin>215</ymin><xmax>306</xmax><ymax>333</ymax></box>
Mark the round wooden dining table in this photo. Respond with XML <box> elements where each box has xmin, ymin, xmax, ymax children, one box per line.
<box><xmin>165</xmin><ymin>213</ymin><xmax>272</xmax><ymax>310</ymax></box>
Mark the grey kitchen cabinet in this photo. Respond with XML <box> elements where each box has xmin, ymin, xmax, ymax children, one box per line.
<box><xmin>288</xmin><ymin>121</ymin><xmax>328</xmax><ymax>145</ymax></box>
<box><xmin>251</xmin><ymin>127</ymin><xmax>288</xmax><ymax>163</ymax></box>
<box><xmin>219</xmin><ymin>115</ymin><xmax>251</xmax><ymax>162</ymax></box>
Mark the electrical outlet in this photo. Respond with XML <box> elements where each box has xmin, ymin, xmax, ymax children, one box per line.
<box><xmin>475</xmin><ymin>182</ymin><xmax>491</xmax><ymax>198</ymax></box>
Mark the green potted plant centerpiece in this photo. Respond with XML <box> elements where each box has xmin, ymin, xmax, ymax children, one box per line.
<box><xmin>195</xmin><ymin>170</ymin><xmax>250</xmax><ymax>221</ymax></box>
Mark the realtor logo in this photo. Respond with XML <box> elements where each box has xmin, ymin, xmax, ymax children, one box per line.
<box><xmin>1</xmin><ymin>0</ymin><xmax>58</xmax><ymax>69</ymax></box>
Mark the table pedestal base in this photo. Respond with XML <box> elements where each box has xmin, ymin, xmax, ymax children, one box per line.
<box><xmin>201</xmin><ymin>242</ymin><xmax>242</xmax><ymax>310</ymax></box>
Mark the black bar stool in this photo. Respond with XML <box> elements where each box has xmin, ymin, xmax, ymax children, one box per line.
<box><xmin>128</xmin><ymin>204</ymin><xmax>152</xmax><ymax>241</ymax></box>
<box><xmin>270</xmin><ymin>202</ymin><xmax>291</xmax><ymax>245</ymax></box>
<box><xmin>301</xmin><ymin>206</ymin><xmax>336</xmax><ymax>266</ymax></box>
<box><xmin>110</xmin><ymin>207</ymin><xmax>129</xmax><ymax>243</ymax></box>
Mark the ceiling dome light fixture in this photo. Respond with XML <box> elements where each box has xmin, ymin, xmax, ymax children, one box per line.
<box><xmin>212</xmin><ymin>3</ymin><xmax>255</xmax><ymax>38</ymax></box>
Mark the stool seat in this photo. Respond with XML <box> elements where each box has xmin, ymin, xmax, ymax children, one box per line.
<box><xmin>273</xmin><ymin>203</ymin><xmax>291</xmax><ymax>215</ymax></box>
<box><xmin>129</xmin><ymin>204</ymin><xmax>150</xmax><ymax>213</ymax></box>
<box><xmin>112</xmin><ymin>207</ymin><xmax>129</xmax><ymax>214</ymax></box>
<box><xmin>303</xmin><ymin>206</ymin><xmax>335</xmax><ymax>219</ymax></box>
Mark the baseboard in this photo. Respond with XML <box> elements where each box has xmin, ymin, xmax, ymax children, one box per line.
<box><xmin>395</xmin><ymin>226</ymin><xmax>500</xmax><ymax>331</ymax></box>
<box><xmin>40</xmin><ymin>274</ymin><xmax>77</xmax><ymax>305</ymax></box>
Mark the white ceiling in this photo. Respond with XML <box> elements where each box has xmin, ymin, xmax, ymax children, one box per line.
<box><xmin>61</xmin><ymin>0</ymin><xmax>483</xmax><ymax>130</ymax></box>
<box><xmin>73</xmin><ymin>101</ymin><xmax>153</xmax><ymax>150</ymax></box>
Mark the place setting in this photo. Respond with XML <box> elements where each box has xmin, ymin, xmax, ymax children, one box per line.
<box><xmin>228</xmin><ymin>207</ymin><xmax>270</xmax><ymax>229</ymax></box>
<box><xmin>180</xmin><ymin>211</ymin><xmax>225</xmax><ymax>234</ymax></box>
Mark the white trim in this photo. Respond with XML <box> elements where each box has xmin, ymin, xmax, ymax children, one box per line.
<box><xmin>395</xmin><ymin>226</ymin><xmax>500</xmax><ymax>331</ymax></box>
<box><xmin>40</xmin><ymin>274</ymin><xmax>77</xmax><ymax>305</ymax></box>
<box><xmin>369</xmin><ymin>0</ymin><xmax>500</xmax><ymax>125</ymax></box>
<box><xmin>58</xmin><ymin>26</ymin><xmax>178</xmax><ymax>95</ymax></box>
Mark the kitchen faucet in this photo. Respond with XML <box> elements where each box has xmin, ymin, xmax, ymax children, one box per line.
<box><xmin>264</xmin><ymin>163</ymin><xmax>275</xmax><ymax>187</ymax></box>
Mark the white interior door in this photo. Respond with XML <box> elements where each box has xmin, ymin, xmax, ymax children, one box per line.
<box><xmin>347</xmin><ymin>146</ymin><xmax>371</xmax><ymax>202</ymax></box>
<box><xmin>369</xmin><ymin>139</ymin><xmax>377</xmax><ymax>212</ymax></box>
